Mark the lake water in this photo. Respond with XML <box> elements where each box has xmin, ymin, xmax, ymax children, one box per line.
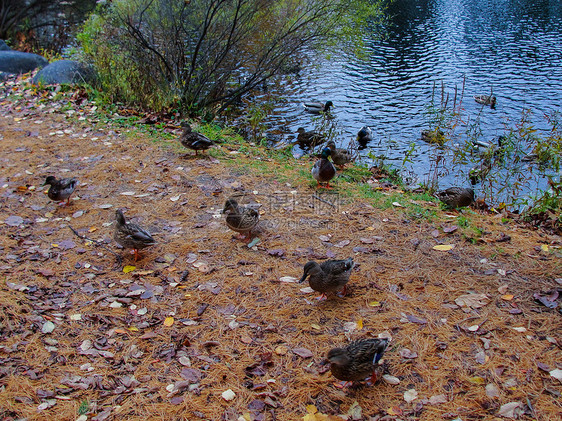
<box><xmin>257</xmin><ymin>0</ymin><xmax>562</xmax><ymax>201</ymax></box>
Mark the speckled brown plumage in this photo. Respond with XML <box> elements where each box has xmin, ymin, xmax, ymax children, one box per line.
<box><xmin>114</xmin><ymin>209</ymin><xmax>156</xmax><ymax>260</ymax></box>
<box><xmin>328</xmin><ymin>338</ymin><xmax>389</xmax><ymax>382</ymax></box>
<box><xmin>42</xmin><ymin>175</ymin><xmax>78</xmax><ymax>205</ymax></box>
<box><xmin>222</xmin><ymin>198</ymin><xmax>259</xmax><ymax>241</ymax></box>
<box><xmin>299</xmin><ymin>257</ymin><xmax>354</xmax><ymax>297</ymax></box>
<box><xmin>435</xmin><ymin>187</ymin><xmax>475</xmax><ymax>209</ymax></box>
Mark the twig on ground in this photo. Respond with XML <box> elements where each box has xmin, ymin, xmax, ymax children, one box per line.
<box><xmin>68</xmin><ymin>224</ymin><xmax>123</xmax><ymax>267</ymax></box>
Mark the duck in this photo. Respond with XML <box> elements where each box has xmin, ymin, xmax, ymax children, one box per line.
<box><xmin>42</xmin><ymin>176</ymin><xmax>78</xmax><ymax>206</ymax></box>
<box><xmin>328</xmin><ymin>338</ymin><xmax>389</xmax><ymax>385</ymax></box>
<box><xmin>471</xmin><ymin>135</ymin><xmax>505</xmax><ymax>155</ymax></box>
<box><xmin>303</xmin><ymin>100</ymin><xmax>334</xmax><ymax>114</ymax></box>
<box><xmin>357</xmin><ymin>126</ymin><xmax>373</xmax><ymax>147</ymax></box>
<box><xmin>298</xmin><ymin>258</ymin><xmax>354</xmax><ymax>300</ymax></box>
<box><xmin>474</xmin><ymin>94</ymin><xmax>496</xmax><ymax>109</ymax></box>
<box><xmin>469</xmin><ymin>158</ymin><xmax>492</xmax><ymax>185</ymax></box>
<box><xmin>296</xmin><ymin>127</ymin><xmax>325</xmax><ymax>148</ymax></box>
<box><xmin>435</xmin><ymin>187</ymin><xmax>475</xmax><ymax>209</ymax></box>
<box><xmin>114</xmin><ymin>209</ymin><xmax>156</xmax><ymax>261</ymax></box>
<box><xmin>312</xmin><ymin>147</ymin><xmax>337</xmax><ymax>189</ymax></box>
<box><xmin>421</xmin><ymin>128</ymin><xmax>445</xmax><ymax>145</ymax></box>
<box><xmin>326</xmin><ymin>140</ymin><xmax>353</xmax><ymax>168</ymax></box>
<box><xmin>222</xmin><ymin>198</ymin><xmax>259</xmax><ymax>242</ymax></box>
<box><xmin>179</xmin><ymin>123</ymin><xmax>214</xmax><ymax>156</ymax></box>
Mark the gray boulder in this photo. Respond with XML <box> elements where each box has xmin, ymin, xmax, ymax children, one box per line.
<box><xmin>0</xmin><ymin>40</ymin><xmax>10</xmax><ymax>51</ymax></box>
<box><xmin>32</xmin><ymin>59</ymin><xmax>95</xmax><ymax>85</ymax></box>
<box><xmin>0</xmin><ymin>50</ymin><xmax>48</xmax><ymax>74</ymax></box>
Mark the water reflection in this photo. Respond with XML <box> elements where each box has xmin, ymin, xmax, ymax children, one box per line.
<box><xmin>256</xmin><ymin>0</ymin><xmax>562</xmax><ymax>199</ymax></box>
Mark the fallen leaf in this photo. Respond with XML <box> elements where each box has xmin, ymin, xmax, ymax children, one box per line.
<box><xmin>433</xmin><ymin>244</ymin><xmax>454</xmax><ymax>251</ymax></box>
<box><xmin>501</xmin><ymin>294</ymin><xmax>514</xmax><ymax>301</ymax></box>
<box><xmin>392</xmin><ymin>202</ymin><xmax>403</xmax><ymax>207</ymax></box>
<box><xmin>292</xmin><ymin>347</ymin><xmax>313</xmax><ymax>358</ymax></box>
<box><xmin>222</xmin><ymin>389</ymin><xmax>236</xmax><ymax>401</ymax></box>
<box><xmin>550</xmin><ymin>368</ymin><xmax>562</xmax><ymax>382</ymax></box>
<box><xmin>382</xmin><ymin>375</ymin><xmax>400</xmax><ymax>385</ymax></box>
<box><xmin>42</xmin><ymin>321</ymin><xmax>55</xmax><ymax>334</ymax></box>
<box><xmin>475</xmin><ymin>351</ymin><xmax>488</xmax><ymax>364</ymax></box>
<box><xmin>275</xmin><ymin>345</ymin><xmax>288</xmax><ymax>356</ymax></box>
<box><xmin>512</xmin><ymin>327</ymin><xmax>527</xmax><ymax>333</ymax></box>
<box><xmin>468</xmin><ymin>376</ymin><xmax>486</xmax><ymax>385</ymax></box>
<box><xmin>346</xmin><ymin>401</ymin><xmax>362</xmax><ymax>420</ymax></box>
<box><xmin>279</xmin><ymin>276</ymin><xmax>298</xmax><ymax>283</ymax></box>
<box><xmin>485</xmin><ymin>383</ymin><xmax>500</xmax><ymax>398</ymax></box>
<box><xmin>455</xmin><ymin>293</ymin><xmax>490</xmax><ymax>309</ymax></box>
<box><xmin>498</xmin><ymin>402</ymin><xmax>523</xmax><ymax>418</ymax></box>
<box><xmin>123</xmin><ymin>265</ymin><xmax>136</xmax><ymax>273</ymax></box>
<box><xmin>399</xmin><ymin>348</ymin><xmax>418</xmax><ymax>359</ymax></box>
<box><xmin>164</xmin><ymin>317</ymin><xmax>174</xmax><ymax>327</ymax></box>
<box><xmin>5</xmin><ymin>215</ymin><xmax>24</xmax><ymax>226</ymax></box>
<box><xmin>404</xmin><ymin>388</ymin><xmax>418</xmax><ymax>403</ymax></box>
<box><xmin>443</xmin><ymin>225</ymin><xmax>458</xmax><ymax>233</ymax></box>
<box><xmin>428</xmin><ymin>394</ymin><xmax>447</xmax><ymax>405</ymax></box>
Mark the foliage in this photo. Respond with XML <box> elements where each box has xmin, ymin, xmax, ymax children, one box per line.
<box><xmin>78</xmin><ymin>0</ymin><xmax>384</xmax><ymax>114</ymax></box>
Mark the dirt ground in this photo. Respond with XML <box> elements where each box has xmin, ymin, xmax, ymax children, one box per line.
<box><xmin>0</xmin><ymin>81</ymin><xmax>561</xmax><ymax>421</ymax></box>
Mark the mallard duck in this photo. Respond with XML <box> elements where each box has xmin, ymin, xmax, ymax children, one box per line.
<box><xmin>474</xmin><ymin>94</ymin><xmax>496</xmax><ymax>109</ymax></box>
<box><xmin>296</xmin><ymin>127</ymin><xmax>325</xmax><ymax>148</ymax></box>
<box><xmin>303</xmin><ymin>100</ymin><xmax>334</xmax><ymax>114</ymax></box>
<box><xmin>42</xmin><ymin>176</ymin><xmax>78</xmax><ymax>206</ymax></box>
<box><xmin>471</xmin><ymin>135</ymin><xmax>505</xmax><ymax>157</ymax></box>
<box><xmin>357</xmin><ymin>126</ymin><xmax>373</xmax><ymax>147</ymax></box>
<box><xmin>421</xmin><ymin>128</ymin><xmax>445</xmax><ymax>145</ymax></box>
<box><xmin>326</xmin><ymin>140</ymin><xmax>352</xmax><ymax>168</ymax></box>
<box><xmin>312</xmin><ymin>147</ymin><xmax>337</xmax><ymax>189</ymax></box>
<box><xmin>299</xmin><ymin>258</ymin><xmax>354</xmax><ymax>300</ymax></box>
<box><xmin>328</xmin><ymin>338</ymin><xmax>389</xmax><ymax>384</ymax></box>
<box><xmin>114</xmin><ymin>209</ymin><xmax>156</xmax><ymax>261</ymax></box>
<box><xmin>435</xmin><ymin>187</ymin><xmax>475</xmax><ymax>209</ymax></box>
<box><xmin>222</xmin><ymin>198</ymin><xmax>259</xmax><ymax>242</ymax></box>
<box><xmin>179</xmin><ymin>123</ymin><xmax>214</xmax><ymax>156</ymax></box>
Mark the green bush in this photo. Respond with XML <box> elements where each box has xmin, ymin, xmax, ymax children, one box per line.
<box><xmin>78</xmin><ymin>0</ymin><xmax>384</xmax><ymax>114</ymax></box>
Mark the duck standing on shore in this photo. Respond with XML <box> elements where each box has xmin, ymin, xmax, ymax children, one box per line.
<box><xmin>326</xmin><ymin>140</ymin><xmax>352</xmax><ymax>168</ymax></box>
<box><xmin>312</xmin><ymin>147</ymin><xmax>337</xmax><ymax>189</ymax></box>
<box><xmin>222</xmin><ymin>198</ymin><xmax>259</xmax><ymax>242</ymax></box>
<box><xmin>179</xmin><ymin>123</ymin><xmax>214</xmax><ymax>156</ymax></box>
<box><xmin>298</xmin><ymin>257</ymin><xmax>354</xmax><ymax>300</ymax></box>
<box><xmin>435</xmin><ymin>187</ymin><xmax>475</xmax><ymax>209</ymax></box>
<box><xmin>114</xmin><ymin>209</ymin><xmax>156</xmax><ymax>261</ymax></box>
<box><xmin>42</xmin><ymin>176</ymin><xmax>78</xmax><ymax>206</ymax></box>
<box><xmin>328</xmin><ymin>338</ymin><xmax>389</xmax><ymax>386</ymax></box>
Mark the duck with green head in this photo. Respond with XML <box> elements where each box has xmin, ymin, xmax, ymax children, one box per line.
<box><xmin>312</xmin><ymin>147</ymin><xmax>336</xmax><ymax>189</ymax></box>
<box><xmin>303</xmin><ymin>100</ymin><xmax>334</xmax><ymax>114</ymax></box>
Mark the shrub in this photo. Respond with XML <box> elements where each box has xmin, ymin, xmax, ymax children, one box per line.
<box><xmin>78</xmin><ymin>0</ymin><xmax>384</xmax><ymax>113</ymax></box>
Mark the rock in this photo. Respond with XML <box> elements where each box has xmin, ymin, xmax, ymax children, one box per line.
<box><xmin>32</xmin><ymin>59</ymin><xmax>96</xmax><ymax>85</ymax></box>
<box><xmin>0</xmin><ymin>50</ymin><xmax>48</xmax><ymax>74</ymax></box>
<box><xmin>0</xmin><ymin>40</ymin><xmax>10</xmax><ymax>51</ymax></box>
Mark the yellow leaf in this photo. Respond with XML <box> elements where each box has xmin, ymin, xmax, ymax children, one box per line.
<box><xmin>306</xmin><ymin>405</ymin><xmax>318</xmax><ymax>414</ymax></box>
<box><xmin>128</xmin><ymin>326</ymin><xmax>139</xmax><ymax>332</ymax></box>
<box><xmin>356</xmin><ymin>319</ymin><xmax>363</xmax><ymax>330</ymax></box>
<box><xmin>88</xmin><ymin>226</ymin><xmax>97</xmax><ymax>233</ymax></box>
<box><xmin>164</xmin><ymin>317</ymin><xmax>174</xmax><ymax>327</ymax></box>
<box><xmin>51</xmin><ymin>243</ymin><xmax>59</xmax><ymax>248</ymax></box>
<box><xmin>433</xmin><ymin>244</ymin><xmax>454</xmax><ymax>251</ymax></box>
<box><xmin>468</xmin><ymin>376</ymin><xmax>486</xmax><ymax>384</ymax></box>
<box><xmin>541</xmin><ymin>244</ymin><xmax>549</xmax><ymax>252</ymax></box>
<box><xmin>501</xmin><ymin>294</ymin><xmax>514</xmax><ymax>301</ymax></box>
<box><xmin>302</xmin><ymin>415</ymin><xmax>316</xmax><ymax>421</ymax></box>
<box><xmin>310</xmin><ymin>324</ymin><xmax>321</xmax><ymax>330</ymax></box>
<box><xmin>123</xmin><ymin>265</ymin><xmax>136</xmax><ymax>273</ymax></box>
<box><xmin>368</xmin><ymin>301</ymin><xmax>381</xmax><ymax>307</ymax></box>
<box><xmin>114</xmin><ymin>328</ymin><xmax>128</xmax><ymax>334</ymax></box>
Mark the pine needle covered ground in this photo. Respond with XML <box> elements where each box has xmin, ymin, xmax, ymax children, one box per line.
<box><xmin>0</xmin><ymin>75</ymin><xmax>561</xmax><ymax>420</ymax></box>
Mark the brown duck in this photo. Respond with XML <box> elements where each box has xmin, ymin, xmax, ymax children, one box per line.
<box><xmin>328</xmin><ymin>338</ymin><xmax>389</xmax><ymax>385</ymax></box>
<box><xmin>435</xmin><ymin>187</ymin><xmax>475</xmax><ymax>209</ymax></box>
<box><xmin>179</xmin><ymin>123</ymin><xmax>214</xmax><ymax>156</ymax></box>
<box><xmin>42</xmin><ymin>176</ymin><xmax>78</xmax><ymax>206</ymax></box>
<box><xmin>222</xmin><ymin>198</ymin><xmax>259</xmax><ymax>242</ymax></box>
<box><xmin>114</xmin><ymin>209</ymin><xmax>156</xmax><ymax>261</ymax></box>
<box><xmin>298</xmin><ymin>257</ymin><xmax>354</xmax><ymax>300</ymax></box>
